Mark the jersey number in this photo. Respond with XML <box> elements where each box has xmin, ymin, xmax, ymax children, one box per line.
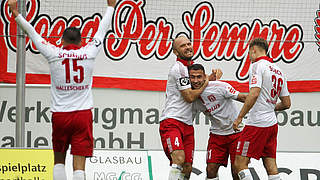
<box><xmin>271</xmin><ymin>75</ymin><xmax>283</xmax><ymax>98</ymax></box>
<box><xmin>62</xmin><ymin>59</ymin><xmax>84</xmax><ymax>83</ymax></box>
<box><xmin>174</xmin><ymin>137</ymin><xmax>180</xmax><ymax>147</ymax></box>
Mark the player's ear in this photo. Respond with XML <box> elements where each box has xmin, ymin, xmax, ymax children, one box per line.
<box><xmin>173</xmin><ymin>49</ymin><xmax>178</xmax><ymax>56</ymax></box>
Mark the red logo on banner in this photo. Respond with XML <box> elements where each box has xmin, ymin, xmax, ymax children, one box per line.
<box><xmin>315</xmin><ymin>5</ymin><xmax>320</xmax><ymax>52</ymax></box>
<box><xmin>0</xmin><ymin>0</ymin><xmax>310</xmax><ymax>91</ymax></box>
<box><xmin>106</xmin><ymin>1</ymin><xmax>304</xmax><ymax>80</ymax></box>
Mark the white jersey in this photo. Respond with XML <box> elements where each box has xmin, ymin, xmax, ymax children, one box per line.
<box><xmin>160</xmin><ymin>60</ymin><xmax>193</xmax><ymax>125</ymax></box>
<box><xmin>247</xmin><ymin>57</ymin><xmax>290</xmax><ymax>127</ymax></box>
<box><xmin>15</xmin><ymin>7</ymin><xmax>114</xmax><ymax>112</ymax></box>
<box><xmin>192</xmin><ymin>81</ymin><xmax>241</xmax><ymax>135</ymax></box>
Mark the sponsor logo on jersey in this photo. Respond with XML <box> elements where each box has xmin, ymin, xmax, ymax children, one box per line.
<box><xmin>179</xmin><ymin>77</ymin><xmax>190</xmax><ymax>86</ymax></box>
<box><xmin>251</xmin><ymin>75</ymin><xmax>257</xmax><ymax>84</ymax></box>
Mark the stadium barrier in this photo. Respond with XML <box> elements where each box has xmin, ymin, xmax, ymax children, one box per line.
<box><xmin>1</xmin><ymin>149</ymin><xmax>319</xmax><ymax>180</ymax></box>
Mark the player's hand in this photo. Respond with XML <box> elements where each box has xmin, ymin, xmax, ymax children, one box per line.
<box><xmin>8</xmin><ymin>0</ymin><xmax>19</xmax><ymax>17</ymax></box>
<box><xmin>203</xmin><ymin>74</ymin><xmax>209</xmax><ymax>87</ymax></box>
<box><xmin>107</xmin><ymin>0</ymin><xmax>116</xmax><ymax>8</ymax></box>
<box><xmin>209</xmin><ymin>68</ymin><xmax>223</xmax><ymax>81</ymax></box>
<box><xmin>233</xmin><ymin>117</ymin><xmax>242</xmax><ymax>132</ymax></box>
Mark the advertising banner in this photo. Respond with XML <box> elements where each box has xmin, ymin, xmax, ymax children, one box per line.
<box><xmin>1</xmin><ymin>0</ymin><xmax>320</xmax><ymax>92</ymax></box>
<box><xmin>0</xmin><ymin>86</ymin><xmax>319</xmax><ymax>152</ymax></box>
<box><xmin>0</xmin><ymin>149</ymin><xmax>53</xmax><ymax>180</ymax></box>
<box><xmin>150</xmin><ymin>151</ymin><xmax>320</xmax><ymax>180</ymax></box>
<box><xmin>65</xmin><ymin>150</ymin><xmax>152</xmax><ymax>180</ymax></box>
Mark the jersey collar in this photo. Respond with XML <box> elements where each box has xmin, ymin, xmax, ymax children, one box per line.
<box><xmin>255</xmin><ymin>56</ymin><xmax>273</xmax><ymax>63</ymax></box>
<box><xmin>177</xmin><ymin>58</ymin><xmax>193</xmax><ymax>67</ymax></box>
<box><xmin>63</xmin><ymin>44</ymin><xmax>81</xmax><ymax>50</ymax></box>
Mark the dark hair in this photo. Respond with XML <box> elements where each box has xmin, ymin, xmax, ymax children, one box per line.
<box><xmin>249</xmin><ymin>38</ymin><xmax>269</xmax><ymax>53</ymax></box>
<box><xmin>62</xmin><ymin>27</ymin><xmax>81</xmax><ymax>45</ymax></box>
<box><xmin>188</xmin><ymin>64</ymin><xmax>205</xmax><ymax>73</ymax></box>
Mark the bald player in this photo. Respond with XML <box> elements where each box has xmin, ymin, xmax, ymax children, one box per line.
<box><xmin>159</xmin><ymin>35</ymin><xmax>210</xmax><ymax>180</ymax></box>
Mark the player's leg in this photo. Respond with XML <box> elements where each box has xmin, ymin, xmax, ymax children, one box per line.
<box><xmin>231</xmin><ymin>163</ymin><xmax>239</xmax><ymax>180</ymax></box>
<box><xmin>229</xmin><ymin>133</ymin><xmax>241</xmax><ymax>180</ymax></box>
<box><xmin>180</xmin><ymin>123</ymin><xmax>194</xmax><ymax>179</ymax></box>
<box><xmin>206</xmin><ymin>163</ymin><xmax>220</xmax><ymax>179</ymax></box>
<box><xmin>70</xmin><ymin>109</ymin><xmax>93</xmax><ymax>180</ymax></box>
<box><xmin>262</xmin><ymin>157</ymin><xmax>281</xmax><ymax>180</ymax></box>
<box><xmin>52</xmin><ymin>112</ymin><xmax>70</xmax><ymax>180</ymax></box>
<box><xmin>73</xmin><ymin>155</ymin><xmax>86</xmax><ymax>180</ymax></box>
<box><xmin>53</xmin><ymin>152</ymin><xmax>67</xmax><ymax>180</ymax></box>
<box><xmin>234</xmin><ymin>155</ymin><xmax>252</xmax><ymax>180</ymax></box>
<box><xmin>181</xmin><ymin>162</ymin><xmax>192</xmax><ymax>179</ymax></box>
<box><xmin>169</xmin><ymin>149</ymin><xmax>185</xmax><ymax>180</ymax></box>
<box><xmin>159</xmin><ymin>119</ymin><xmax>186</xmax><ymax>180</ymax></box>
<box><xmin>206</xmin><ymin>133</ymin><xmax>231</xmax><ymax>179</ymax></box>
<box><xmin>235</xmin><ymin>125</ymin><xmax>268</xmax><ymax>180</ymax></box>
<box><xmin>262</xmin><ymin>124</ymin><xmax>280</xmax><ymax>180</ymax></box>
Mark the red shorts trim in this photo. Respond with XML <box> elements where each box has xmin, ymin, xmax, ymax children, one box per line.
<box><xmin>159</xmin><ymin>118</ymin><xmax>194</xmax><ymax>164</ymax></box>
<box><xmin>52</xmin><ymin>109</ymin><xmax>93</xmax><ymax>157</ymax></box>
<box><xmin>207</xmin><ymin>132</ymin><xmax>241</xmax><ymax>166</ymax></box>
<box><xmin>236</xmin><ymin>124</ymin><xmax>278</xmax><ymax>160</ymax></box>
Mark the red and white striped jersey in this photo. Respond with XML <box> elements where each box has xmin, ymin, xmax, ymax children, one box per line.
<box><xmin>15</xmin><ymin>7</ymin><xmax>114</xmax><ymax>112</ymax></box>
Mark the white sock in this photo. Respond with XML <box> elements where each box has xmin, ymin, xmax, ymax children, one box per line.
<box><xmin>268</xmin><ymin>174</ymin><xmax>281</xmax><ymax>180</ymax></box>
<box><xmin>238</xmin><ymin>169</ymin><xmax>253</xmax><ymax>180</ymax></box>
<box><xmin>73</xmin><ymin>170</ymin><xmax>85</xmax><ymax>180</ymax></box>
<box><xmin>168</xmin><ymin>164</ymin><xmax>182</xmax><ymax>180</ymax></box>
<box><xmin>53</xmin><ymin>164</ymin><xmax>67</xmax><ymax>180</ymax></box>
<box><xmin>206</xmin><ymin>177</ymin><xmax>219</xmax><ymax>180</ymax></box>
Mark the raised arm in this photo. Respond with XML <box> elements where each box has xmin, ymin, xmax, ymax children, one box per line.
<box><xmin>93</xmin><ymin>0</ymin><xmax>116</xmax><ymax>42</ymax></box>
<box><xmin>8</xmin><ymin>0</ymin><xmax>56</xmax><ymax>59</ymax></box>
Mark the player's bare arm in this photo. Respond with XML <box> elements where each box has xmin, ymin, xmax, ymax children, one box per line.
<box><xmin>181</xmin><ymin>75</ymin><xmax>209</xmax><ymax>103</ymax></box>
<box><xmin>233</xmin><ymin>87</ymin><xmax>260</xmax><ymax>131</ymax></box>
<box><xmin>8</xmin><ymin>0</ymin><xmax>19</xmax><ymax>17</ymax></box>
<box><xmin>236</xmin><ymin>93</ymin><xmax>248</xmax><ymax>103</ymax></box>
<box><xmin>275</xmin><ymin>96</ymin><xmax>291</xmax><ymax>111</ymax></box>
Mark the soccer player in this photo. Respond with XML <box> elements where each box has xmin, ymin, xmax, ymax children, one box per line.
<box><xmin>8</xmin><ymin>0</ymin><xmax>116</xmax><ymax>179</ymax></box>
<box><xmin>189</xmin><ymin>64</ymin><xmax>247</xmax><ymax>180</ymax></box>
<box><xmin>233</xmin><ymin>38</ymin><xmax>291</xmax><ymax>180</ymax></box>
<box><xmin>159</xmin><ymin>35</ymin><xmax>211</xmax><ymax>180</ymax></box>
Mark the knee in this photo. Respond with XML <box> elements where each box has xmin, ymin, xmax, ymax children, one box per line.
<box><xmin>234</xmin><ymin>156</ymin><xmax>249</xmax><ymax>173</ymax></box>
<box><xmin>265</xmin><ymin>166</ymin><xmax>279</xmax><ymax>175</ymax></box>
<box><xmin>206</xmin><ymin>164</ymin><xmax>219</xmax><ymax>178</ymax></box>
<box><xmin>171</xmin><ymin>150</ymin><xmax>185</xmax><ymax>165</ymax></box>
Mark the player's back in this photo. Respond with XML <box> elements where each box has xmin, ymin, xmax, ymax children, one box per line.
<box><xmin>247</xmin><ymin>59</ymin><xmax>289</xmax><ymax>127</ymax></box>
<box><xmin>160</xmin><ymin>61</ymin><xmax>193</xmax><ymax>125</ymax></box>
<box><xmin>48</xmin><ymin>44</ymin><xmax>99</xmax><ymax>112</ymax></box>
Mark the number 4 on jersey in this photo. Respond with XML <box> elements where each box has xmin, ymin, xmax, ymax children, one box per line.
<box><xmin>174</xmin><ymin>137</ymin><xmax>180</xmax><ymax>147</ymax></box>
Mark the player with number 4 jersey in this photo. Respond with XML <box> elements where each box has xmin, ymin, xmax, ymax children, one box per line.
<box><xmin>8</xmin><ymin>0</ymin><xmax>116</xmax><ymax>179</ymax></box>
<box><xmin>233</xmin><ymin>38</ymin><xmax>291</xmax><ymax>180</ymax></box>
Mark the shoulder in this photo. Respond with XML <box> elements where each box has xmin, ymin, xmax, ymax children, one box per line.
<box><xmin>170</xmin><ymin>62</ymin><xmax>188</xmax><ymax>76</ymax></box>
<box><xmin>207</xmin><ymin>81</ymin><xmax>229</xmax><ymax>88</ymax></box>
